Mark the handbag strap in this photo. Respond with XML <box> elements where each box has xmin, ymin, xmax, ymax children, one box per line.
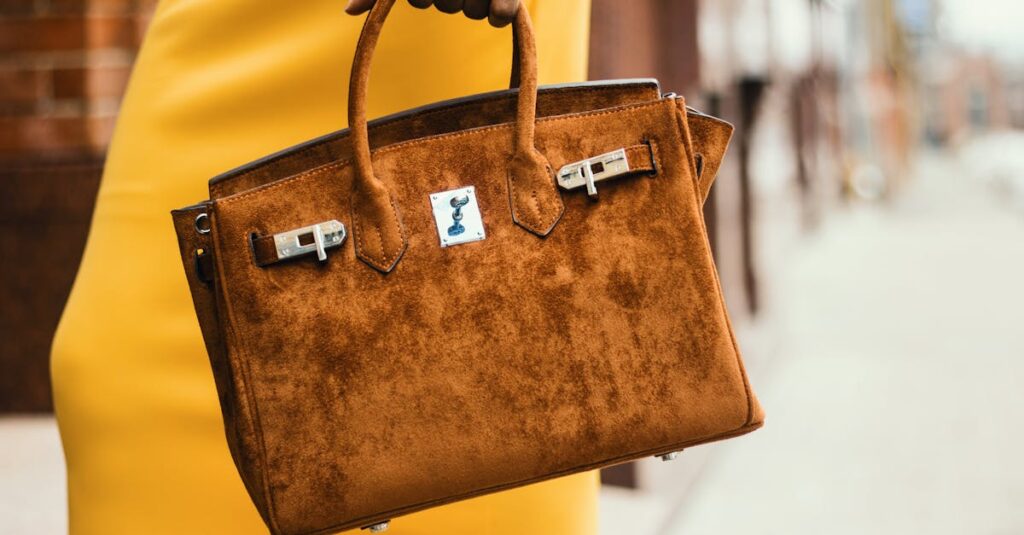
<box><xmin>347</xmin><ymin>0</ymin><xmax>563</xmax><ymax>273</ymax></box>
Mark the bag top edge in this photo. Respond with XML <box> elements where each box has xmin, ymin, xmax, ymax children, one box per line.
<box><xmin>205</xmin><ymin>78</ymin><xmax>662</xmax><ymax>191</ymax></box>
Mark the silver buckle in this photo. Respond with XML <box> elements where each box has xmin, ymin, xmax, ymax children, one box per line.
<box><xmin>557</xmin><ymin>148</ymin><xmax>630</xmax><ymax>197</ymax></box>
<box><xmin>273</xmin><ymin>220</ymin><xmax>346</xmax><ymax>262</ymax></box>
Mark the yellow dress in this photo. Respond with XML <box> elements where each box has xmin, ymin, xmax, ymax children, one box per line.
<box><xmin>50</xmin><ymin>1</ymin><xmax>596</xmax><ymax>533</ymax></box>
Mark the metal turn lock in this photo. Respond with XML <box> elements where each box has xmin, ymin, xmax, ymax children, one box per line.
<box><xmin>447</xmin><ymin>194</ymin><xmax>470</xmax><ymax>236</ymax></box>
<box><xmin>273</xmin><ymin>220</ymin><xmax>347</xmax><ymax>262</ymax></box>
<box><xmin>429</xmin><ymin>186</ymin><xmax>486</xmax><ymax>248</ymax></box>
<box><xmin>557</xmin><ymin>148</ymin><xmax>630</xmax><ymax>197</ymax></box>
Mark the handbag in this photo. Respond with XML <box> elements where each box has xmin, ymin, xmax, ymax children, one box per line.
<box><xmin>171</xmin><ymin>2</ymin><xmax>763</xmax><ymax>533</ymax></box>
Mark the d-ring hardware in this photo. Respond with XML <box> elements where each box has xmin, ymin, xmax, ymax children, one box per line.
<box><xmin>273</xmin><ymin>220</ymin><xmax>347</xmax><ymax>262</ymax></box>
<box><xmin>557</xmin><ymin>148</ymin><xmax>630</xmax><ymax>197</ymax></box>
<box><xmin>194</xmin><ymin>213</ymin><xmax>211</xmax><ymax>235</ymax></box>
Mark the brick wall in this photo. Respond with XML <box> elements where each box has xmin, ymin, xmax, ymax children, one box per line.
<box><xmin>0</xmin><ymin>0</ymin><xmax>154</xmax><ymax>156</ymax></box>
<box><xmin>0</xmin><ymin>0</ymin><xmax>155</xmax><ymax>412</ymax></box>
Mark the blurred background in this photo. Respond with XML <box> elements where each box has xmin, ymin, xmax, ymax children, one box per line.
<box><xmin>2</xmin><ymin>0</ymin><xmax>1022</xmax><ymax>533</ymax></box>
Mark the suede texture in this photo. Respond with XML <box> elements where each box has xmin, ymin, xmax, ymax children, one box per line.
<box><xmin>207</xmin><ymin>80</ymin><xmax>663</xmax><ymax>199</ymax></box>
<box><xmin>170</xmin><ymin>204</ymin><xmax>274</xmax><ymax>528</ymax></box>
<box><xmin>168</xmin><ymin>4</ymin><xmax>758</xmax><ymax>534</ymax></box>
<box><xmin>685</xmin><ymin>110</ymin><xmax>734</xmax><ymax>201</ymax></box>
<box><xmin>205</xmin><ymin>83</ymin><xmax>734</xmax><ymax>207</ymax></box>
<box><xmin>246</xmin><ymin>143</ymin><xmax>661</xmax><ymax>268</ymax></box>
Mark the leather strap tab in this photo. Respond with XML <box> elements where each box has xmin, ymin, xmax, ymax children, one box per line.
<box><xmin>505</xmin><ymin>9</ymin><xmax>563</xmax><ymax>237</ymax></box>
<box><xmin>508</xmin><ymin>149</ymin><xmax>563</xmax><ymax>236</ymax></box>
<box><xmin>624</xmin><ymin>143</ymin><xmax>659</xmax><ymax>175</ymax></box>
<box><xmin>250</xmin><ymin>234</ymin><xmax>278</xmax><ymax>268</ymax></box>
<box><xmin>351</xmin><ymin>182</ymin><xmax>407</xmax><ymax>273</ymax></box>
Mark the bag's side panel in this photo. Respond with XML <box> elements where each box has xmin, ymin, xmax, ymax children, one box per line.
<box><xmin>169</xmin><ymin>206</ymin><xmax>273</xmax><ymax>528</ymax></box>
<box><xmin>673</xmin><ymin>102</ymin><xmax>765</xmax><ymax>429</ymax></box>
<box><xmin>685</xmin><ymin>110</ymin><xmax>735</xmax><ymax>203</ymax></box>
<box><xmin>210</xmin><ymin>99</ymin><xmax>758</xmax><ymax>535</ymax></box>
<box><xmin>170</xmin><ymin>205</ymin><xmax>228</xmax><ymax>406</ymax></box>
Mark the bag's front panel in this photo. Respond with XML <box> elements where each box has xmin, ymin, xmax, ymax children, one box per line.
<box><xmin>211</xmin><ymin>99</ymin><xmax>757</xmax><ymax>534</ymax></box>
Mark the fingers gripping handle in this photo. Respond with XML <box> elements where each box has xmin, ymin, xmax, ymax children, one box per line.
<box><xmin>347</xmin><ymin>0</ymin><xmax>563</xmax><ymax>272</ymax></box>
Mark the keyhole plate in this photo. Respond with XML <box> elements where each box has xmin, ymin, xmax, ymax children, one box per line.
<box><xmin>429</xmin><ymin>186</ymin><xmax>486</xmax><ymax>248</ymax></box>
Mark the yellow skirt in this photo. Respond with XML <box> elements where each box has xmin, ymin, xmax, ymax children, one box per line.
<box><xmin>51</xmin><ymin>1</ymin><xmax>596</xmax><ymax>533</ymax></box>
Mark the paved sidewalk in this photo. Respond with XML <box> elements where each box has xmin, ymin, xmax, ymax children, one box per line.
<box><xmin>663</xmin><ymin>154</ymin><xmax>1024</xmax><ymax>534</ymax></box>
<box><xmin>0</xmin><ymin>416</ymin><xmax>66</xmax><ymax>534</ymax></box>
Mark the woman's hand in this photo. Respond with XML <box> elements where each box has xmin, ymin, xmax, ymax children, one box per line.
<box><xmin>345</xmin><ymin>0</ymin><xmax>521</xmax><ymax>28</ymax></box>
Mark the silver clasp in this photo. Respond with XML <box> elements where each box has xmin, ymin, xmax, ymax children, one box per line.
<box><xmin>557</xmin><ymin>148</ymin><xmax>630</xmax><ymax>197</ymax></box>
<box><xmin>429</xmin><ymin>186</ymin><xmax>486</xmax><ymax>248</ymax></box>
<box><xmin>273</xmin><ymin>220</ymin><xmax>346</xmax><ymax>262</ymax></box>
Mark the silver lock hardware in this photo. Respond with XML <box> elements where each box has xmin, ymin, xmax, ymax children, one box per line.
<box><xmin>557</xmin><ymin>148</ymin><xmax>630</xmax><ymax>197</ymax></box>
<box><xmin>447</xmin><ymin>194</ymin><xmax>470</xmax><ymax>236</ymax></box>
<box><xmin>430</xmin><ymin>186</ymin><xmax>486</xmax><ymax>248</ymax></box>
<box><xmin>363</xmin><ymin>520</ymin><xmax>390</xmax><ymax>533</ymax></box>
<box><xmin>273</xmin><ymin>220</ymin><xmax>347</xmax><ymax>262</ymax></box>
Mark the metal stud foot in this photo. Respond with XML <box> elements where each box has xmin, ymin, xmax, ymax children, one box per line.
<box><xmin>362</xmin><ymin>521</ymin><xmax>390</xmax><ymax>533</ymax></box>
<box><xmin>658</xmin><ymin>450</ymin><xmax>683</xmax><ymax>461</ymax></box>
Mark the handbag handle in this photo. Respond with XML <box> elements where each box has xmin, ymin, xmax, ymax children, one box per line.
<box><xmin>348</xmin><ymin>0</ymin><xmax>564</xmax><ymax>273</ymax></box>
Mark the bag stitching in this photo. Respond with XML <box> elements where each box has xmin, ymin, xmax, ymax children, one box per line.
<box><xmin>210</xmin><ymin>83</ymin><xmax>657</xmax><ymax>198</ymax></box>
<box><xmin>218</xmin><ymin>100</ymin><xmax>670</xmax><ymax>207</ymax></box>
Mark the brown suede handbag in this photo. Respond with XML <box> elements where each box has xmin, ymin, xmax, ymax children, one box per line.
<box><xmin>171</xmin><ymin>2</ymin><xmax>763</xmax><ymax>534</ymax></box>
